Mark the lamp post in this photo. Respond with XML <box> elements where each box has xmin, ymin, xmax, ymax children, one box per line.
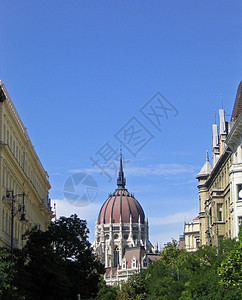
<box><xmin>3</xmin><ymin>190</ymin><xmax>27</xmax><ymax>262</ymax></box>
<box><xmin>206</xmin><ymin>216</ymin><xmax>219</xmax><ymax>255</ymax></box>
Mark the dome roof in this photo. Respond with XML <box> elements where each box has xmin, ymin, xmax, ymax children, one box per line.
<box><xmin>97</xmin><ymin>151</ymin><xmax>145</xmax><ymax>225</ymax></box>
<box><xmin>98</xmin><ymin>188</ymin><xmax>145</xmax><ymax>224</ymax></box>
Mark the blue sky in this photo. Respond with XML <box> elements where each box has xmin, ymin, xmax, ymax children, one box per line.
<box><xmin>1</xmin><ymin>0</ymin><xmax>241</xmax><ymax>247</ymax></box>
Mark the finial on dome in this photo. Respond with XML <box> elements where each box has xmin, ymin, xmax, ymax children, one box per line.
<box><xmin>117</xmin><ymin>146</ymin><xmax>126</xmax><ymax>189</ymax></box>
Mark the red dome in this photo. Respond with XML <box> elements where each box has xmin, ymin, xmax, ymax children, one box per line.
<box><xmin>98</xmin><ymin>189</ymin><xmax>145</xmax><ymax>224</ymax></box>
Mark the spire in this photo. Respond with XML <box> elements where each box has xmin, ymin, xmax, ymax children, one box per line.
<box><xmin>117</xmin><ymin>147</ymin><xmax>126</xmax><ymax>189</ymax></box>
<box><xmin>196</xmin><ymin>150</ymin><xmax>213</xmax><ymax>179</ymax></box>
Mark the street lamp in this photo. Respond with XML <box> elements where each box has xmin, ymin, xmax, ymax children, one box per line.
<box><xmin>2</xmin><ymin>190</ymin><xmax>28</xmax><ymax>262</ymax></box>
<box><xmin>206</xmin><ymin>216</ymin><xmax>219</xmax><ymax>255</ymax></box>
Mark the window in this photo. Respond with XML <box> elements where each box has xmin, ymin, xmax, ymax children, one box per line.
<box><xmin>238</xmin><ymin>216</ymin><xmax>242</xmax><ymax>232</ymax></box>
<box><xmin>22</xmin><ymin>152</ymin><xmax>25</xmax><ymax>170</ymax></box>
<box><xmin>3</xmin><ymin>125</ymin><xmax>6</xmax><ymax>142</ymax></box>
<box><xmin>132</xmin><ymin>258</ymin><xmax>137</xmax><ymax>268</ymax></box>
<box><xmin>2</xmin><ymin>169</ymin><xmax>5</xmax><ymax>186</ymax></box>
<box><xmin>143</xmin><ymin>258</ymin><xmax>147</xmax><ymax>267</ymax></box>
<box><xmin>114</xmin><ymin>245</ymin><xmax>119</xmax><ymax>267</ymax></box>
<box><xmin>2</xmin><ymin>209</ymin><xmax>5</xmax><ymax>231</ymax></box>
<box><xmin>237</xmin><ymin>185</ymin><xmax>242</xmax><ymax>201</ymax></box>
<box><xmin>114</xmin><ymin>234</ymin><xmax>119</xmax><ymax>240</ymax></box>
<box><xmin>16</xmin><ymin>146</ymin><xmax>18</xmax><ymax>160</ymax></box>
<box><xmin>217</xmin><ymin>204</ymin><xmax>223</xmax><ymax>221</ymax></box>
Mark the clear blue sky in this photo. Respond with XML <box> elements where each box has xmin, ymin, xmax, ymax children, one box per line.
<box><xmin>1</xmin><ymin>0</ymin><xmax>241</xmax><ymax>247</ymax></box>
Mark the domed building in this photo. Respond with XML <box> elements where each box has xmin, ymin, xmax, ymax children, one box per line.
<box><xmin>94</xmin><ymin>153</ymin><xmax>152</xmax><ymax>284</ymax></box>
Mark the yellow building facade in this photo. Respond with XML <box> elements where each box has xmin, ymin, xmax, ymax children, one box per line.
<box><xmin>0</xmin><ymin>82</ymin><xmax>52</xmax><ymax>250</ymax></box>
<box><xmin>197</xmin><ymin>81</ymin><xmax>242</xmax><ymax>248</ymax></box>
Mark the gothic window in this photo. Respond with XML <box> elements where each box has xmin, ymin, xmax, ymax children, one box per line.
<box><xmin>132</xmin><ymin>258</ymin><xmax>137</xmax><ymax>268</ymax></box>
<box><xmin>143</xmin><ymin>258</ymin><xmax>147</xmax><ymax>268</ymax></box>
<box><xmin>114</xmin><ymin>234</ymin><xmax>119</xmax><ymax>240</ymax></box>
<box><xmin>123</xmin><ymin>234</ymin><xmax>128</xmax><ymax>240</ymax></box>
<box><xmin>114</xmin><ymin>245</ymin><xmax>119</xmax><ymax>267</ymax></box>
<box><xmin>105</xmin><ymin>234</ymin><xmax>109</xmax><ymax>240</ymax></box>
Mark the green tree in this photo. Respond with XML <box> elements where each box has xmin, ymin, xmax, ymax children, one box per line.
<box><xmin>180</xmin><ymin>238</ymin><xmax>238</xmax><ymax>300</ymax></box>
<box><xmin>96</xmin><ymin>278</ymin><xmax>119</xmax><ymax>300</ymax></box>
<box><xmin>118</xmin><ymin>240</ymin><xmax>190</xmax><ymax>300</ymax></box>
<box><xmin>217</xmin><ymin>227</ymin><xmax>242</xmax><ymax>298</ymax></box>
<box><xmin>0</xmin><ymin>248</ymin><xmax>18</xmax><ymax>298</ymax></box>
<box><xmin>117</xmin><ymin>273</ymin><xmax>146</xmax><ymax>300</ymax></box>
<box><xmin>15</xmin><ymin>214</ymin><xmax>105</xmax><ymax>300</ymax></box>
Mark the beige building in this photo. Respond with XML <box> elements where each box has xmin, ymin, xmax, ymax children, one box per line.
<box><xmin>184</xmin><ymin>216</ymin><xmax>200</xmax><ymax>252</ymax></box>
<box><xmin>197</xmin><ymin>81</ymin><xmax>242</xmax><ymax>248</ymax></box>
<box><xmin>0</xmin><ymin>81</ymin><xmax>52</xmax><ymax>250</ymax></box>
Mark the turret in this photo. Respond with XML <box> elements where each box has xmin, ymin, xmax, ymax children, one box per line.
<box><xmin>219</xmin><ymin>107</ymin><xmax>227</xmax><ymax>154</ymax></box>
<box><xmin>196</xmin><ymin>151</ymin><xmax>212</xmax><ymax>213</ymax></box>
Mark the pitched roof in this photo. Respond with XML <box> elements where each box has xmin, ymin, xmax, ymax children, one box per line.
<box><xmin>231</xmin><ymin>80</ymin><xmax>242</xmax><ymax>122</ymax></box>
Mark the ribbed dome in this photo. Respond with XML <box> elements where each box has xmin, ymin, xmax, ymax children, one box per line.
<box><xmin>98</xmin><ymin>188</ymin><xmax>145</xmax><ymax>224</ymax></box>
<box><xmin>97</xmin><ymin>151</ymin><xmax>145</xmax><ymax>224</ymax></box>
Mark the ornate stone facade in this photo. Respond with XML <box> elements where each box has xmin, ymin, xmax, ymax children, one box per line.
<box><xmin>94</xmin><ymin>153</ymin><xmax>152</xmax><ymax>284</ymax></box>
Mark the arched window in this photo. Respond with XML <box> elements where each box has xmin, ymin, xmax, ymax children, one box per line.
<box><xmin>114</xmin><ymin>245</ymin><xmax>119</xmax><ymax>267</ymax></box>
<box><xmin>132</xmin><ymin>257</ymin><xmax>137</xmax><ymax>268</ymax></box>
<box><xmin>143</xmin><ymin>257</ymin><xmax>147</xmax><ymax>268</ymax></box>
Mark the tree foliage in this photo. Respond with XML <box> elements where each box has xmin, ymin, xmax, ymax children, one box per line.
<box><xmin>96</xmin><ymin>278</ymin><xmax>119</xmax><ymax>300</ymax></box>
<box><xmin>0</xmin><ymin>248</ymin><xmax>18</xmax><ymax>298</ymax></box>
<box><xmin>218</xmin><ymin>227</ymin><xmax>242</xmax><ymax>295</ymax></box>
<box><xmin>114</xmin><ymin>237</ymin><xmax>241</xmax><ymax>300</ymax></box>
<box><xmin>14</xmin><ymin>214</ymin><xmax>104</xmax><ymax>300</ymax></box>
